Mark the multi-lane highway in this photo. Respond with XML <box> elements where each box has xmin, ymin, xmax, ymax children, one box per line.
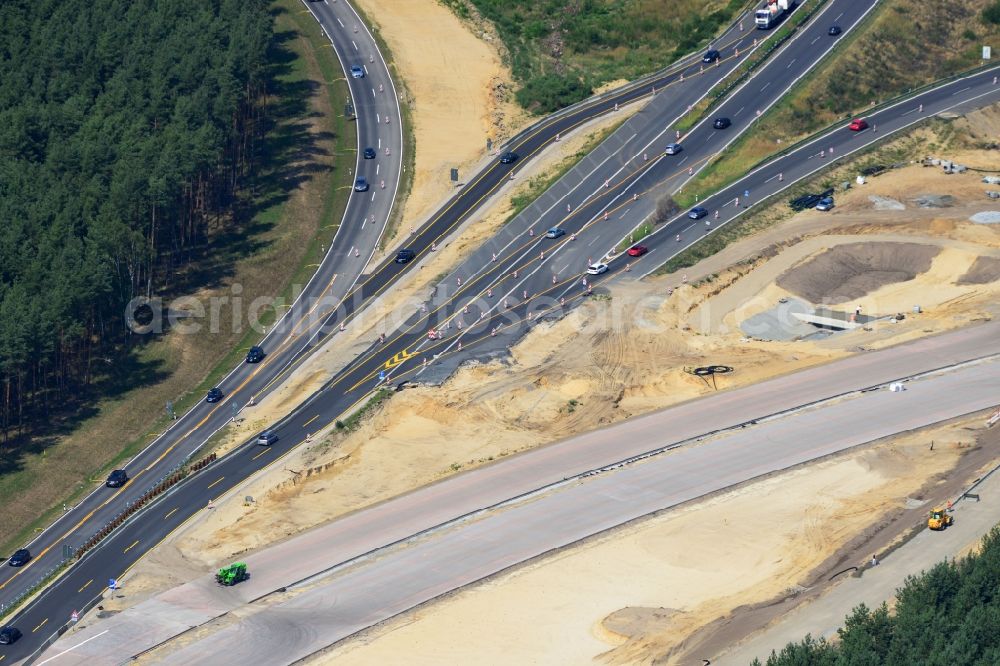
<box><xmin>8</xmin><ymin>0</ymin><xmax>1000</xmax><ymax>661</ymax></box>
<box><xmin>0</xmin><ymin>0</ymin><xmax>403</xmax><ymax>638</ymax></box>
<box><xmin>0</xmin><ymin>0</ymin><xmax>778</xmax><ymax>648</ymax></box>
<box><xmin>0</xmin><ymin>0</ymin><xmax>787</xmax><ymax>657</ymax></box>
<box><xmin>40</xmin><ymin>322</ymin><xmax>1000</xmax><ymax>664</ymax></box>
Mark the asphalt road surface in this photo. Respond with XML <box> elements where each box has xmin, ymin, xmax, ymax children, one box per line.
<box><xmin>39</xmin><ymin>323</ymin><xmax>1000</xmax><ymax>664</ymax></box>
<box><xmin>8</xmin><ymin>0</ymin><xmax>999</xmax><ymax>660</ymax></box>
<box><xmin>0</xmin><ymin>0</ymin><xmax>403</xmax><ymax>637</ymax></box>
<box><xmin>11</xmin><ymin>22</ymin><xmax>1000</xmax><ymax>665</ymax></box>
<box><xmin>0</xmin><ymin>0</ymin><xmax>765</xmax><ymax>625</ymax></box>
<box><xmin>0</xmin><ymin>0</ymin><xmax>778</xmax><ymax>649</ymax></box>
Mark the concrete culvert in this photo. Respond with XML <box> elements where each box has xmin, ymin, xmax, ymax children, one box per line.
<box><xmin>776</xmin><ymin>242</ymin><xmax>940</xmax><ymax>303</ymax></box>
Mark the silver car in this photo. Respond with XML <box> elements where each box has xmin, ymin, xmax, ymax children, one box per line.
<box><xmin>664</xmin><ymin>143</ymin><xmax>683</xmax><ymax>155</ymax></box>
<box><xmin>815</xmin><ymin>196</ymin><xmax>835</xmax><ymax>211</ymax></box>
<box><xmin>257</xmin><ymin>431</ymin><xmax>278</xmax><ymax>446</ymax></box>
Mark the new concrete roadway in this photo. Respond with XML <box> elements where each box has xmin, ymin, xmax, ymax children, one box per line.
<box><xmin>0</xmin><ymin>0</ymin><xmax>791</xmax><ymax>653</ymax></box>
<box><xmin>40</xmin><ymin>322</ymin><xmax>1000</xmax><ymax>664</ymax></box>
<box><xmin>10</xmin><ymin>6</ymin><xmax>1000</xmax><ymax>661</ymax></box>
<box><xmin>0</xmin><ymin>0</ymin><xmax>770</xmax><ymax>626</ymax></box>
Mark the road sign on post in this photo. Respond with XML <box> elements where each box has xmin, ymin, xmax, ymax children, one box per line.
<box><xmin>109</xmin><ymin>578</ymin><xmax>117</xmax><ymax>591</ymax></box>
<box><xmin>344</xmin><ymin>102</ymin><xmax>355</xmax><ymax>118</ymax></box>
<box><xmin>71</xmin><ymin>610</ymin><xmax>79</xmax><ymax>623</ymax></box>
<box><xmin>450</xmin><ymin>168</ymin><xmax>458</xmax><ymax>182</ymax></box>
<box><xmin>984</xmin><ymin>46</ymin><xmax>992</xmax><ymax>60</ymax></box>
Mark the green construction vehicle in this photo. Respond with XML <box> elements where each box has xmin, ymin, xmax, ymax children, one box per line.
<box><xmin>216</xmin><ymin>562</ymin><xmax>248</xmax><ymax>586</ymax></box>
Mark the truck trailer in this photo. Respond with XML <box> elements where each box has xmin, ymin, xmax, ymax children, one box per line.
<box><xmin>756</xmin><ymin>0</ymin><xmax>791</xmax><ymax>29</ymax></box>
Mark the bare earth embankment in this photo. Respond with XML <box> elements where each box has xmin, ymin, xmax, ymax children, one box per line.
<box><xmin>82</xmin><ymin>46</ymin><xmax>1000</xmax><ymax>666</ymax></box>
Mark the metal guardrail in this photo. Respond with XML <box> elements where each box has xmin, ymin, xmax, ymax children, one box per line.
<box><xmin>741</xmin><ymin>60</ymin><xmax>1000</xmax><ymax>177</ymax></box>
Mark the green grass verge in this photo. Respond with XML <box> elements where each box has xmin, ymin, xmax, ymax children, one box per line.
<box><xmin>658</xmin><ymin>124</ymin><xmax>935</xmax><ymax>274</ymax></box>
<box><xmin>335</xmin><ymin>388</ymin><xmax>393</xmax><ymax>433</ymax></box>
<box><xmin>0</xmin><ymin>0</ymin><xmax>355</xmax><ymax>558</ymax></box>
<box><xmin>506</xmin><ymin>116</ymin><xmax>629</xmax><ymax>224</ymax></box>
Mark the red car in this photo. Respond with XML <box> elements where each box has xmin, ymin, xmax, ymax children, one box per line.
<box><xmin>627</xmin><ymin>245</ymin><xmax>648</xmax><ymax>257</ymax></box>
<box><xmin>848</xmin><ymin>118</ymin><xmax>868</xmax><ymax>132</ymax></box>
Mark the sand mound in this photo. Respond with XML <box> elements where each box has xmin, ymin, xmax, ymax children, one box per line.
<box><xmin>777</xmin><ymin>242</ymin><xmax>940</xmax><ymax>303</ymax></box>
<box><xmin>957</xmin><ymin>256</ymin><xmax>1000</xmax><ymax>285</ymax></box>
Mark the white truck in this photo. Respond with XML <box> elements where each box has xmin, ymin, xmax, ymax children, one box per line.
<box><xmin>755</xmin><ymin>0</ymin><xmax>791</xmax><ymax>29</ymax></box>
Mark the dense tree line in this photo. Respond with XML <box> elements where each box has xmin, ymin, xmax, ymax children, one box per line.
<box><xmin>441</xmin><ymin>0</ymin><xmax>743</xmax><ymax>112</ymax></box>
<box><xmin>0</xmin><ymin>0</ymin><xmax>272</xmax><ymax>440</ymax></box>
<box><xmin>757</xmin><ymin>526</ymin><xmax>1000</xmax><ymax>665</ymax></box>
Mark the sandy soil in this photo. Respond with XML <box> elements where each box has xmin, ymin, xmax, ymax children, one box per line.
<box><xmin>95</xmin><ymin>90</ymin><xmax>1000</xmax><ymax>658</ymax></box>
<box><xmin>351</xmin><ymin>0</ymin><xmax>530</xmax><ymax>233</ymax></box>
<box><xmin>315</xmin><ymin>419</ymin><xmax>974</xmax><ymax>666</ymax></box>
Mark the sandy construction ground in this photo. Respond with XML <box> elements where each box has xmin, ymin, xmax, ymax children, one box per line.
<box><xmin>94</xmin><ymin>87</ymin><xmax>1000</xmax><ymax>665</ymax></box>
<box><xmin>351</xmin><ymin>0</ymin><xmax>530</xmax><ymax>233</ymax></box>
<box><xmin>316</xmin><ymin>419</ymin><xmax>977</xmax><ymax>666</ymax></box>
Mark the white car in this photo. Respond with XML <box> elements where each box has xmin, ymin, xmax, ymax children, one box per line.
<box><xmin>586</xmin><ymin>263</ymin><xmax>608</xmax><ymax>275</ymax></box>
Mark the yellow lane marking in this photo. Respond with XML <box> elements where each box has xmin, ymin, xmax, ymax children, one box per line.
<box><xmin>252</xmin><ymin>448</ymin><xmax>270</xmax><ymax>461</ymax></box>
<box><xmin>207</xmin><ymin>477</ymin><xmax>224</xmax><ymax>490</ymax></box>
<box><xmin>0</xmin><ymin>34</ymin><xmax>749</xmax><ymax>598</ymax></box>
<box><xmin>164</xmin><ymin>508</ymin><xmax>178</xmax><ymax>520</ymax></box>
<box><xmin>383</xmin><ymin>349</ymin><xmax>412</xmax><ymax>370</ymax></box>
<box><xmin>32</xmin><ymin>618</ymin><xmax>48</xmax><ymax>633</ymax></box>
<box><xmin>123</xmin><ymin>540</ymin><xmax>139</xmax><ymax>554</ymax></box>
<box><xmin>78</xmin><ymin>579</ymin><xmax>93</xmax><ymax>594</ymax></box>
<box><xmin>303</xmin><ymin>414</ymin><xmax>319</xmax><ymax>427</ymax></box>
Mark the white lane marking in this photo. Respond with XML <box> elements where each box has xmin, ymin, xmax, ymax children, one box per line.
<box><xmin>734</xmin><ymin>105</ymin><xmax>744</xmax><ymax>116</ymax></box>
<box><xmin>835</xmin><ymin>12</ymin><xmax>843</xmax><ymax>20</ymax></box>
<box><xmin>352</xmin><ymin>40</ymin><xmax>358</xmax><ymax>51</ymax></box>
<box><xmin>37</xmin><ymin>630</ymin><xmax>110</xmax><ymax>665</ymax></box>
<box><xmin>678</xmin><ymin>155</ymin><xmax>688</xmax><ymax>165</ymax></box>
<box><xmin>371</xmin><ymin>87</ymin><xmax>376</xmax><ymax>97</ymax></box>
<box><xmin>337</xmin><ymin>17</ymin><xmax>344</xmax><ymax>28</ymax></box>
<box><xmin>761</xmin><ymin>82</ymin><xmax>770</xmax><ymax>92</ymax></box>
<box><xmin>376</xmin><ymin>164</ymin><xmax>380</xmax><ymax>176</ymax></box>
<box><xmin>811</xmin><ymin>36</ymin><xmax>820</xmax><ymax>45</ymax></box>
<box><xmin>764</xmin><ymin>173</ymin><xmax>780</xmax><ymax>183</ymax></box>
<box><xmin>363</xmin><ymin>65</ymin><xmax>369</xmax><ymax>76</ymax></box>
<box><xmin>370</xmin><ymin>193</ymin><xmax>375</xmax><ymax>202</ymax></box>
<box><xmin>787</xmin><ymin>58</ymin><xmax>796</xmax><ymax>68</ymax></box>
<box><xmin>378</xmin><ymin>137</ymin><xmax>381</xmax><ymax>148</ymax></box>
<box><xmin>634</xmin><ymin>70</ymin><xmax>1000</xmax><ymax>281</ymax></box>
<box><xmin>952</xmin><ymin>86</ymin><xmax>971</xmax><ymax>95</ymax></box>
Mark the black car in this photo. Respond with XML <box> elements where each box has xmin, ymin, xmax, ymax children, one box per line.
<box><xmin>246</xmin><ymin>346</ymin><xmax>265</xmax><ymax>363</ymax></box>
<box><xmin>712</xmin><ymin>117</ymin><xmax>731</xmax><ymax>130</ymax></box>
<box><xmin>206</xmin><ymin>387</ymin><xmax>224</xmax><ymax>403</ymax></box>
<box><xmin>499</xmin><ymin>151</ymin><xmax>518</xmax><ymax>164</ymax></box>
<box><xmin>363</xmin><ymin>147</ymin><xmax>376</xmax><ymax>159</ymax></box>
<box><xmin>828</xmin><ymin>25</ymin><xmax>842</xmax><ymax>36</ymax></box>
<box><xmin>702</xmin><ymin>49</ymin><xmax>720</xmax><ymax>63</ymax></box>
<box><xmin>394</xmin><ymin>248</ymin><xmax>416</xmax><ymax>264</ymax></box>
<box><xmin>0</xmin><ymin>626</ymin><xmax>22</xmax><ymax>645</ymax></box>
<box><xmin>789</xmin><ymin>188</ymin><xmax>834</xmax><ymax>211</ymax></box>
<box><xmin>8</xmin><ymin>549</ymin><xmax>30</xmax><ymax>567</ymax></box>
<box><xmin>106</xmin><ymin>469</ymin><xmax>128</xmax><ymax>488</ymax></box>
<box><xmin>789</xmin><ymin>193</ymin><xmax>823</xmax><ymax>211</ymax></box>
<box><xmin>688</xmin><ymin>206</ymin><xmax>709</xmax><ymax>219</ymax></box>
